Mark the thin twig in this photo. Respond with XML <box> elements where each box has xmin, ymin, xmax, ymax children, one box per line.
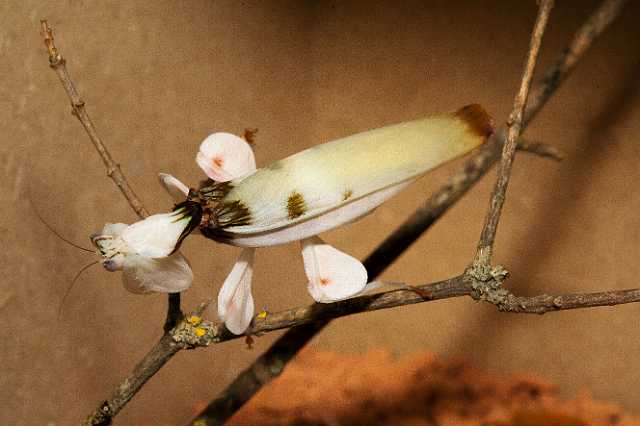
<box><xmin>41</xmin><ymin>20</ymin><xmax>149</xmax><ymax>220</ymax></box>
<box><xmin>86</xmin><ymin>333</ymin><xmax>182</xmax><ymax>426</ymax></box>
<box><xmin>523</xmin><ymin>0</ymin><xmax>628</xmax><ymax>127</ymax></box>
<box><xmin>517</xmin><ymin>138</ymin><xmax>563</xmax><ymax>161</ymax></box>
<box><xmin>474</xmin><ymin>0</ymin><xmax>554</xmax><ymax>267</ymax></box>
<box><xmin>75</xmin><ymin>0</ymin><xmax>628</xmax><ymax>423</ymax></box>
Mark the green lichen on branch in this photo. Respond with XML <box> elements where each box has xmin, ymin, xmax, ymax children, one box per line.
<box><xmin>171</xmin><ymin>315</ymin><xmax>218</xmax><ymax>348</ymax></box>
<box><xmin>466</xmin><ymin>263</ymin><xmax>512</xmax><ymax>307</ymax></box>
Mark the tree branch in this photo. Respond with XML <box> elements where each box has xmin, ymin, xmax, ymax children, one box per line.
<box><xmin>87</xmin><ymin>272</ymin><xmax>640</xmax><ymax>426</ymax></box>
<box><xmin>71</xmin><ymin>0</ymin><xmax>628</xmax><ymax>423</ymax></box>
<box><xmin>202</xmin><ymin>278</ymin><xmax>640</xmax><ymax>344</ymax></box>
<box><xmin>86</xmin><ymin>333</ymin><xmax>183</xmax><ymax>426</ymax></box>
<box><xmin>474</xmin><ymin>0</ymin><xmax>554</xmax><ymax>267</ymax></box>
<box><xmin>41</xmin><ymin>20</ymin><xmax>149</xmax><ymax>220</ymax></box>
<box><xmin>517</xmin><ymin>138</ymin><xmax>563</xmax><ymax>161</ymax></box>
<box><xmin>188</xmin><ymin>277</ymin><xmax>640</xmax><ymax>425</ymax></box>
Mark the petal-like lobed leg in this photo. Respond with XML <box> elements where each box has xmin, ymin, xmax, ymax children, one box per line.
<box><xmin>158</xmin><ymin>173</ymin><xmax>190</xmax><ymax>203</ymax></box>
<box><xmin>197</xmin><ymin>133</ymin><xmax>257</xmax><ymax>182</ymax></box>
<box><xmin>218</xmin><ymin>248</ymin><xmax>256</xmax><ymax>334</ymax></box>
<box><xmin>301</xmin><ymin>236</ymin><xmax>368</xmax><ymax>303</ymax></box>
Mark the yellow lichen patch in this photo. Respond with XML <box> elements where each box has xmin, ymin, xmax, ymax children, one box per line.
<box><xmin>194</xmin><ymin>327</ymin><xmax>206</xmax><ymax>337</ymax></box>
<box><xmin>193</xmin><ymin>420</ymin><xmax>207</xmax><ymax>426</ymax></box>
<box><xmin>187</xmin><ymin>315</ymin><xmax>202</xmax><ymax>326</ymax></box>
<box><xmin>287</xmin><ymin>191</ymin><xmax>307</xmax><ymax>219</ymax></box>
<box><xmin>257</xmin><ymin>310</ymin><xmax>268</xmax><ymax>320</ymax></box>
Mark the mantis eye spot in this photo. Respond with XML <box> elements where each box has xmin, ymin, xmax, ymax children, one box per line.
<box><xmin>212</xmin><ymin>156</ymin><xmax>224</xmax><ymax>168</ymax></box>
<box><xmin>102</xmin><ymin>259</ymin><xmax>117</xmax><ymax>271</ymax></box>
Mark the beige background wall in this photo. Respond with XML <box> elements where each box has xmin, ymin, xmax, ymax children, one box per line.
<box><xmin>2</xmin><ymin>1</ymin><xmax>640</xmax><ymax>424</ymax></box>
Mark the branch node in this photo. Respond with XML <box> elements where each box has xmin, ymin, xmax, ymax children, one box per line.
<box><xmin>516</xmin><ymin>139</ymin><xmax>564</xmax><ymax>161</ymax></box>
<box><xmin>40</xmin><ymin>20</ymin><xmax>64</xmax><ymax>67</ymax></box>
<box><xmin>466</xmin><ymin>263</ymin><xmax>511</xmax><ymax>307</ymax></box>
<box><xmin>553</xmin><ymin>296</ymin><xmax>563</xmax><ymax>308</ymax></box>
<box><xmin>106</xmin><ymin>165</ymin><xmax>120</xmax><ymax>177</ymax></box>
<box><xmin>171</xmin><ymin>318</ymin><xmax>215</xmax><ymax>349</ymax></box>
<box><xmin>84</xmin><ymin>401</ymin><xmax>112</xmax><ymax>426</ymax></box>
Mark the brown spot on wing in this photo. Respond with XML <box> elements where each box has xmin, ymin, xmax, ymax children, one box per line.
<box><xmin>319</xmin><ymin>278</ymin><xmax>331</xmax><ymax>286</ymax></box>
<box><xmin>342</xmin><ymin>189</ymin><xmax>353</xmax><ymax>201</ymax></box>
<box><xmin>287</xmin><ymin>191</ymin><xmax>307</xmax><ymax>220</ymax></box>
<box><xmin>455</xmin><ymin>104</ymin><xmax>494</xmax><ymax>139</ymax></box>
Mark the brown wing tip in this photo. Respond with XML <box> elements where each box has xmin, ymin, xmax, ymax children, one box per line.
<box><xmin>455</xmin><ymin>104</ymin><xmax>494</xmax><ymax>139</ymax></box>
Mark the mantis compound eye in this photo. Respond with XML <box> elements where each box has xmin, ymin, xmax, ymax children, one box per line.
<box><xmin>101</xmin><ymin>253</ymin><xmax>126</xmax><ymax>272</ymax></box>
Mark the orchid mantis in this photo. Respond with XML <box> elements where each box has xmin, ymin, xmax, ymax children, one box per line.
<box><xmin>95</xmin><ymin>104</ymin><xmax>492</xmax><ymax>335</ymax></box>
<box><xmin>91</xmin><ymin>203</ymin><xmax>201</xmax><ymax>294</ymax></box>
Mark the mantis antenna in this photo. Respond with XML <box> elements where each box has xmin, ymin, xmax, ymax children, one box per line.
<box><xmin>29</xmin><ymin>195</ymin><xmax>94</xmax><ymax>253</ymax></box>
<box><xmin>58</xmin><ymin>260</ymin><xmax>99</xmax><ymax>319</ymax></box>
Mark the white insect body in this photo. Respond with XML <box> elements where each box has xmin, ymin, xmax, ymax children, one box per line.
<box><xmin>96</xmin><ymin>104</ymin><xmax>493</xmax><ymax>334</ymax></box>
<box><xmin>206</xmin><ymin>104</ymin><xmax>492</xmax><ymax>247</ymax></box>
<box><xmin>157</xmin><ymin>103</ymin><xmax>493</xmax><ymax>334</ymax></box>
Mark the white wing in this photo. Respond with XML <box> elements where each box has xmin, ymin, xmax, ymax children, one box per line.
<box><xmin>217</xmin><ymin>180</ymin><xmax>411</xmax><ymax>247</ymax></box>
<box><xmin>122</xmin><ymin>252</ymin><xmax>193</xmax><ymax>294</ymax></box>
<box><xmin>220</xmin><ymin>106</ymin><xmax>491</xmax><ymax>236</ymax></box>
